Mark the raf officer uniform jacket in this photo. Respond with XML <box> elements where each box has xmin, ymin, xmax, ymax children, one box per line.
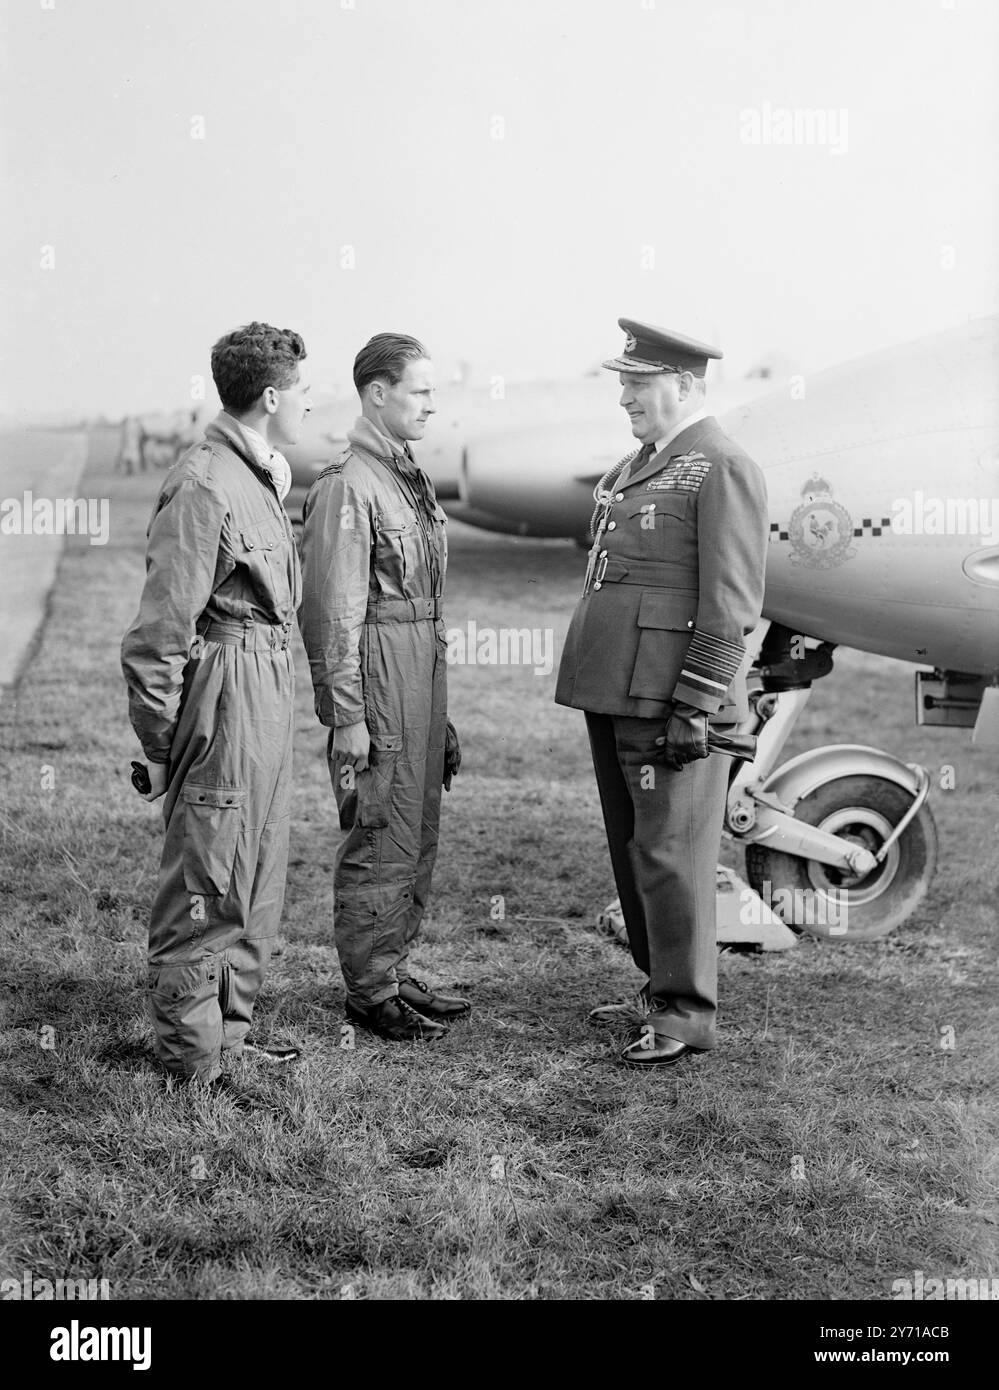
<box><xmin>555</xmin><ymin>414</ymin><xmax>768</xmax><ymax>722</ymax></box>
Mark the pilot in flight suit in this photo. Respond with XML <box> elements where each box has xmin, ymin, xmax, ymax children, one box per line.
<box><xmin>121</xmin><ymin>322</ymin><xmax>310</xmax><ymax>1088</ymax></box>
<box><xmin>298</xmin><ymin>333</ymin><xmax>467</xmax><ymax>1044</ymax></box>
<box><xmin>555</xmin><ymin>319</ymin><xmax>768</xmax><ymax>1067</ymax></box>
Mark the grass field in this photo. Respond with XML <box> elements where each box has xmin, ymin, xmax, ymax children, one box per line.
<box><xmin>1</xmin><ymin>425</ymin><xmax>996</xmax><ymax>1301</ymax></box>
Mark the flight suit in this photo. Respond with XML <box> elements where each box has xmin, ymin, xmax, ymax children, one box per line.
<box><xmin>121</xmin><ymin>413</ymin><xmax>300</xmax><ymax>1082</ymax></box>
<box><xmin>298</xmin><ymin>417</ymin><xmax>449</xmax><ymax>1009</ymax></box>
<box><xmin>555</xmin><ymin>416</ymin><xmax>768</xmax><ymax>1049</ymax></box>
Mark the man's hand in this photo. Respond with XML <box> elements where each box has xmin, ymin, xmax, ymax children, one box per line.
<box><xmin>443</xmin><ymin>718</ymin><xmax>461</xmax><ymax>790</ymax></box>
<box><xmin>655</xmin><ymin>702</ymin><xmax>709</xmax><ymax>772</ymax></box>
<box><xmin>332</xmin><ymin>721</ymin><xmax>371</xmax><ymax>772</ymax></box>
<box><xmin>141</xmin><ymin>760</ymin><xmax>169</xmax><ymax>804</ymax></box>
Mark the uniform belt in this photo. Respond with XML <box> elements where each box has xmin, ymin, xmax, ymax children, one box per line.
<box><xmin>598</xmin><ymin>557</ymin><xmax>695</xmax><ymax>586</ymax></box>
<box><xmin>365</xmin><ymin>596</ymin><xmax>443</xmax><ymax>624</ymax></box>
<box><xmin>199</xmin><ymin>618</ymin><xmax>293</xmax><ymax>651</ymax></box>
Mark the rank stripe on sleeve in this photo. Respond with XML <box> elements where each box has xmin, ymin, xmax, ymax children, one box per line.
<box><xmin>674</xmin><ymin>629</ymin><xmax>745</xmax><ymax>704</ymax></box>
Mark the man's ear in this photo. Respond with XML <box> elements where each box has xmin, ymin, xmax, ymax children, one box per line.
<box><xmin>367</xmin><ymin>379</ymin><xmax>387</xmax><ymax>407</ymax></box>
<box><xmin>677</xmin><ymin>371</ymin><xmax>695</xmax><ymax>402</ymax></box>
<box><xmin>262</xmin><ymin>385</ymin><xmax>280</xmax><ymax>416</ymax></box>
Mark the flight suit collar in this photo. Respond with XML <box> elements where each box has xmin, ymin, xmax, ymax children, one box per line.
<box><xmin>206</xmin><ymin>412</ymin><xmax>291</xmax><ymax>501</ymax></box>
<box><xmin>624</xmin><ymin>415</ymin><xmax>718</xmax><ymax>491</ymax></box>
<box><xmin>348</xmin><ymin>416</ymin><xmax>420</xmax><ymax>477</ymax></box>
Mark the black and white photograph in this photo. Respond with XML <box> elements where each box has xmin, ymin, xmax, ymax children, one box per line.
<box><xmin>1</xmin><ymin>0</ymin><xmax>996</xmax><ymax>1345</ymax></box>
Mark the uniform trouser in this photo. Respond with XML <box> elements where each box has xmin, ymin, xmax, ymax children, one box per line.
<box><xmin>146</xmin><ymin>638</ymin><xmax>295</xmax><ymax>1082</ymax></box>
<box><xmin>585</xmin><ymin>711</ymin><xmax>732</xmax><ymax>1051</ymax></box>
<box><xmin>329</xmin><ymin>638</ymin><xmax>447</xmax><ymax>1009</ymax></box>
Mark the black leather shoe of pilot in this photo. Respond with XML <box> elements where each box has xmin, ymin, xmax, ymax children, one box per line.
<box><xmin>346</xmin><ymin>995</ymin><xmax>447</xmax><ymax>1042</ymax></box>
<box><xmin>397</xmin><ymin>976</ymin><xmax>471</xmax><ymax>1021</ymax></box>
<box><xmin>619</xmin><ymin>1025</ymin><xmax>703</xmax><ymax>1069</ymax></box>
<box><xmin>242</xmin><ymin>1040</ymin><xmax>302</xmax><ymax>1064</ymax></box>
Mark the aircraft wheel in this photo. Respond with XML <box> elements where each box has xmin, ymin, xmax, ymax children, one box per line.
<box><xmin>744</xmin><ymin>775</ymin><xmax>937</xmax><ymax>941</ymax></box>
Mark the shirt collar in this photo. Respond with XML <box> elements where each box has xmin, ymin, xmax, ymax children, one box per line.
<box><xmin>655</xmin><ymin>406</ymin><xmax>708</xmax><ymax>455</ymax></box>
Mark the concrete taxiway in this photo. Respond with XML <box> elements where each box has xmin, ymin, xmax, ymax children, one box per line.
<box><xmin>0</xmin><ymin>427</ymin><xmax>90</xmax><ymax>693</ymax></box>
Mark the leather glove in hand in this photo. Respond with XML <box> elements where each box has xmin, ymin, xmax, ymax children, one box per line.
<box><xmin>655</xmin><ymin>702</ymin><xmax>709</xmax><ymax>771</ymax></box>
<box><xmin>443</xmin><ymin>718</ymin><xmax>462</xmax><ymax>790</ymax></box>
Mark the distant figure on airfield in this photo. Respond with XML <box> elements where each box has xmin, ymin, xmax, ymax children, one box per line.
<box><xmin>117</xmin><ymin>416</ymin><xmax>143</xmax><ymax>476</ymax></box>
<box><xmin>121</xmin><ymin>322</ymin><xmax>311</xmax><ymax>1094</ymax></box>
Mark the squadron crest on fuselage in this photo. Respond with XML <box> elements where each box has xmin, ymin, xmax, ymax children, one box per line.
<box><xmin>788</xmin><ymin>474</ymin><xmax>856</xmax><ymax>568</ymax></box>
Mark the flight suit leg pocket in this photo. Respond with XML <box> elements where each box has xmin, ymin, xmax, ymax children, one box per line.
<box><xmin>333</xmin><ymin>880</ymin><xmax>414</xmax><ymax>1003</ymax></box>
<box><xmin>330</xmin><ymin>734</ymin><xmax>403</xmax><ymax>830</ymax></box>
<box><xmin>147</xmin><ymin>958</ymin><xmax>223</xmax><ymax>1077</ymax></box>
<box><xmin>181</xmin><ymin>783</ymin><xmax>246</xmax><ymax>898</ymax></box>
<box><xmin>357</xmin><ymin>734</ymin><xmax>403</xmax><ymax>828</ymax></box>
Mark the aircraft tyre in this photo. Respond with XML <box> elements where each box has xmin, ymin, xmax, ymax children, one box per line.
<box><xmin>744</xmin><ymin>775</ymin><xmax>938</xmax><ymax>942</ymax></box>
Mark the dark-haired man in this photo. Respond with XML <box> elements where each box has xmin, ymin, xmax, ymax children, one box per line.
<box><xmin>299</xmin><ymin>332</ymin><xmax>467</xmax><ymax>1042</ymax></box>
<box><xmin>122</xmin><ymin>322</ymin><xmax>311</xmax><ymax>1088</ymax></box>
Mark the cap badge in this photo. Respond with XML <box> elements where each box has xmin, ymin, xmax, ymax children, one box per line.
<box><xmin>624</xmin><ymin>331</ymin><xmax>637</xmax><ymax>352</ymax></box>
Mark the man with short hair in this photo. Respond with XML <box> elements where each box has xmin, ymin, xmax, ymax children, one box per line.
<box><xmin>299</xmin><ymin>332</ymin><xmax>467</xmax><ymax>1042</ymax></box>
<box><xmin>556</xmin><ymin>318</ymin><xmax>768</xmax><ymax>1068</ymax></box>
<box><xmin>122</xmin><ymin>321</ymin><xmax>311</xmax><ymax>1088</ymax></box>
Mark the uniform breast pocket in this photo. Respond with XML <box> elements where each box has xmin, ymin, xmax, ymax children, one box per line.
<box><xmin>375</xmin><ymin>509</ymin><xmax>422</xmax><ymax>593</ymax></box>
<box><xmin>628</xmin><ymin>588</ymin><xmax>698</xmax><ymax>701</ymax></box>
<box><xmin>239</xmin><ymin>516</ymin><xmax>293</xmax><ymax>611</ymax></box>
<box><xmin>626</xmin><ymin>494</ymin><xmax>694</xmax><ymax>554</ymax></box>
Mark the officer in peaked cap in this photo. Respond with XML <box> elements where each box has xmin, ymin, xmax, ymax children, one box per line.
<box><xmin>555</xmin><ymin>318</ymin><xmax>769</xmax><ymax>1067</ymax></box>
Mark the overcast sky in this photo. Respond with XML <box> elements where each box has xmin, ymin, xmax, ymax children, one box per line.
<box><xmin>2</xmin><ymin>0</ymin><xmax>997</xmax><ymax>417</ymax></box>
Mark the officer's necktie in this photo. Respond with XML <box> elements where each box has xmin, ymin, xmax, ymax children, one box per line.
<box><xmin>618</xmin><ymin>440</ymin><xmax>656</xmax><ymax>489</ymax></box>
<box><xmin>589</xmin><ymin>440</ymin><xmax>659</xmax><ymax>540</ymax></box>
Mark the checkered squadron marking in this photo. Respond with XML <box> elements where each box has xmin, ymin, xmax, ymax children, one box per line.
<box><xmin>646</xmin><ymin>451</ymin><xmax>713</xmax><ymax>493</ymax></box>
<box><xmin>852</xmin><ymin>516</ymin><xmax>892</xmax><ymax>537</ymax></box>
<box><xmin>769</xmin><ymin>515</ymin><xmax>891</xmax><ymax>542</ymax></box>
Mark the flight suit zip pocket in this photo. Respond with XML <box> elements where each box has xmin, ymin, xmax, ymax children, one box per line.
<box><xmin>219</xmin><ymin>961</ymin><xmax>232</xmax><ymax>1016</ymax></box>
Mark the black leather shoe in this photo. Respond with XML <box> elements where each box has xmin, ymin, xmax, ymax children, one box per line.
<box><xmin>619</xmin><ymin>1025</ymin><xmax>703</xmax><ymax>1068</ymax></box>
<box><xmin>242</xmin><ymin>1040</ymin><xmax>301</xmax><ymax>1064</ymax></box>
<box><xmin>346</xmin><ymin>995</ymin><xmax>447</xmax><ymax>1041</ymax></box>
<box><xmin>397</xmin><ymin>976</ymin><xmax>471</xmax><ymax>1021</ymax></box>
